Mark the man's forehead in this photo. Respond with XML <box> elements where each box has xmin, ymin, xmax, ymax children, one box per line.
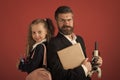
<box><xmin>58</xmin><ymin>13</ymin><xmax>73</xmax><ymax>19</ymax></box>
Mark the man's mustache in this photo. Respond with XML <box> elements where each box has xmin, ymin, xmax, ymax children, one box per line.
<box><xmin>62</xmin><ymin>25</ymin><xmax>72</xmax><ymax>29</ymax></box>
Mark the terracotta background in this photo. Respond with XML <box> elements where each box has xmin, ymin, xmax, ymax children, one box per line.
<box><xmin>0</xmin><ymin>0</ymin><xmax>119</xmax><ymax>80</ymax></box>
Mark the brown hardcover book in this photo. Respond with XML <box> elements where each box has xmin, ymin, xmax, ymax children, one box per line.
<box><xmin>57</xmin><ymin>43</ymin><xmax>85</xmax><ymax>70</ymax></box>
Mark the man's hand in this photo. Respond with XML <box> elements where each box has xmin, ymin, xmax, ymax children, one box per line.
<box><xmin>97</xmin><ymin>56</ymin><xmax>103</xmax><ymax>66</ymax></box>
<box><xmin>82</xmin><ymin>58</ymin><xmax>92</xmax><ymax>72</ymax></box>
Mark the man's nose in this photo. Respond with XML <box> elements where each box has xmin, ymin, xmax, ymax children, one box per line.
<box><xmin>64</xmin><ymin>20</ymin><xmax>69</xmax><ymax>26</ymax></box>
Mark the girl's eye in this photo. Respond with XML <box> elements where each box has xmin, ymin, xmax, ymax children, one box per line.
<box><xmin>38</xmin><ymin>31</ymin><xmax>41</xmax><ymax>34</ymax></box>
<box><xmin>32</xmin><ymin>32</ymin><xmax>36</xmax><ymax>34</ymax></box>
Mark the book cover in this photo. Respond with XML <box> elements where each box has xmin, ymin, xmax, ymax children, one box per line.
<box><xmin>57</xmin><ymin>43</ymin><xmax>85</xmax><ymax>70</ymax></box>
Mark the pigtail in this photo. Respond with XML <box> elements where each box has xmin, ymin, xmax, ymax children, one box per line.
<box><xmin>46</xmin><ymin>18</ymin><xmax>55</xmax><ymax>37</ymax></box>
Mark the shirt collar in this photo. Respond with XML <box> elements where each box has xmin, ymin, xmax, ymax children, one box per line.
<box><xmin>64</xmin><ymin>33</ymin><xmax>77</xmax><ymax>41</ymax></box>
<box><xmin>32</xmin><ymin>39</ymin><xmax>47</xmax><ymax>50</ymax></box>
<box><xmin>59</xmin><ymin>32</ymin><xmax>77</xmax><ymax>44</ymax></box>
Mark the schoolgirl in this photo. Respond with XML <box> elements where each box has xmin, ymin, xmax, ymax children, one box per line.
<box><xmin>18</xmin><ymin>18</ymin><xmax>54</xmax><ymax>73</ymax></box>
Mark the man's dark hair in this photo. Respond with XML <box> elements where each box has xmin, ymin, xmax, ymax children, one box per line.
<box><xmin>54</xmin><ymin>6</ymin><xmax>73</xmax><ymax>20</ymax></box>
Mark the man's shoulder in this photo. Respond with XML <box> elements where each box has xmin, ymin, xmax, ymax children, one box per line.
<box><xmin>75</xmin><ymin>34</ymin><xmax>85</xmax><ymax>44</ymax></box>
<box><xmin>78</xmin><ymin>35</ymin><xmax>83</xmax><ymax>38</ymax></box>
<box><xmin>49</xmin><ymin>36</ymin><xmax>61</xmax><ymax>44</ymax></box>
<box><xmin>76</xmin><ymin>35</ymin><xmax>84</xmax><ymax>40</ymax></box>
<box><xmin>49</xmin><ymin>33</ymin><xmax>63</xmax><ymax>42</ymax></box>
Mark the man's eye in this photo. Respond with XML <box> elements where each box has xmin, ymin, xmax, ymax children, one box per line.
<box><xmin>68</xmin><ymin>19</ymin><xmax>71</xmax><ymax>21</ymax></box>
<box><xmin>58</xmin><ymin>19</ymin><xmax>65</xmax><ymax>22</ymax></box>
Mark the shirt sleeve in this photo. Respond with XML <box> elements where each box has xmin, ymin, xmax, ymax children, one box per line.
<box><xmin>81</xmin><ymin>64</ymin><xmax>89</xmax><ymax>76</ymax></box>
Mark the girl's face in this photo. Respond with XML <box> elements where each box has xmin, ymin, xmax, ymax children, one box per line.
<box><xmin>31</xmin><ymin>23</ymin><xmax>47</xmax><ymax>43</ymax></box>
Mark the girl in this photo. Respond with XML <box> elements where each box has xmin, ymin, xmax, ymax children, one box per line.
<box><xmin>18</xmin><ymin>18</ymin><xmax>54</xmax><ymax>74</ymax></box>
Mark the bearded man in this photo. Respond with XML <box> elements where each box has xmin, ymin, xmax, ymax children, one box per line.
<box><xmin>47</xmin><ymin>6</ymin><xmax>102</xmax><ymax>80</ymax></box>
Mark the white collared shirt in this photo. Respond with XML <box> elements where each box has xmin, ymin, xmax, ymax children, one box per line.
<box><xmin>64</xmin><ymin>33</ymin><xmax>77</xmax><ymax>45</ymax></box>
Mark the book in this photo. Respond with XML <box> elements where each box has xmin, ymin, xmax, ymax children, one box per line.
<box><xmin>57</xmin><ymin>43</ymin><xmax>85</xmax><ymax>70</ymax></box>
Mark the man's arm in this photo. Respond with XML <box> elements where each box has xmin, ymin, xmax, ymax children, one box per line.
<box><xmin>47</xmin><ymin>40</ymin><xmax>91</xmax><ymax>80</ymax></box>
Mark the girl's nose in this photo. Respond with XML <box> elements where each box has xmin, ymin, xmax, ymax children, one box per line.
<box><xmin>35</xmin><ymin>33</ymin><xmax>39</xmax><ymax>37</ymax></box>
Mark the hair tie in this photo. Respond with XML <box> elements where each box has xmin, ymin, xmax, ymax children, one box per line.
<box><xmin>44</xmin><ymin>18</ymin><xmax>47</xmax><ymax>21</ymax></box>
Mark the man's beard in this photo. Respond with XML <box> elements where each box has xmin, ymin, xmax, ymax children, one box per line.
<box><xmin>59</xmin><ymin>25</ymin><xmax>74</xmax><ymax>35</ymax></box>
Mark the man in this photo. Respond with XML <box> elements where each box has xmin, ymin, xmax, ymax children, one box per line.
<box><xmin>47</xmin><ymin>6</ymin><xmax>102</xmax><ymax>80</ymax></box>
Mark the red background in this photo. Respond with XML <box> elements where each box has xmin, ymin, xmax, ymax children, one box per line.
<box><xmin>0</xmin><ymin>0</ymin><xmax>119</xmax><ymax>80</ymax></box>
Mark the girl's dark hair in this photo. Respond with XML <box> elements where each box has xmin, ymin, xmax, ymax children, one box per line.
<box><xmin>54</xmin><ymin>6</ymin><xmax>73</xmax><ymax>20</ymax></box>
<box><xmin>26</xmin><ymin>18</ymin><xmax>55</xmax><ymax>56</ymax></box>
<box><xmin>46</xmin><ymin>18</ymin><xmax>55</xmax><ymax>40</ymax></box>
